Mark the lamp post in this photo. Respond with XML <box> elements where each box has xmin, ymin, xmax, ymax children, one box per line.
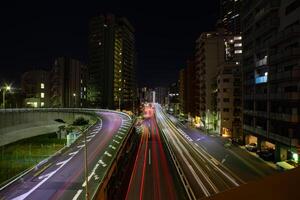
<box><xmin>73</xmin><ymin>93</ymin><xmax>76</xmax><ymax>108</ymax></box>
<box><xmin>1</xmin><ymin>85</ymin><xmax>11</xmax><ymax>109</ymax></box>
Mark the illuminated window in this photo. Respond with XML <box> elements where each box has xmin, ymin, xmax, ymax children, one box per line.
<box><xmin>41</xmin><ymin>93</ymin><xmax>45</xmax><ymax>98</ymax></box>
<box><xmin>235</xmin><ymin>50</ymin><xmax>242</xmax><ymax>54</ymax></box>
<box><xmin>255</xmin><ymin>73</ymin><xmax>268</xmax><ymax>84</ymax></box>
<box><xmin>41</xmin><ymin>102</ymin><xmax>45</xmax><ymax>107</ymax></box>
<box><xmin>41</xmin><ymin>83</ymin><xmax>45</xmax><ymax>89</ymax></box>
<box><xmin>234</xmin><ymin>36</ymin><xmax>242</xmax><ymax>40</ymax></box>
<box><xmin>234</xmin><ymin>43</ymin><xmax>242</xmax><ymax>47</ymax></box>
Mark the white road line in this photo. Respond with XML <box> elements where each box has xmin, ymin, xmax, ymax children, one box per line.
<box><xmin>109</xmin><ymin>145</ymin><xmax>116</xmax><ymax>150</ymax></box>
<box><xmin>113</xmin><ymin>139</ymin><xmax>120</xmax><ymax>144</ymax></box>
<box><xmin>72</xmin><ymin>189</ymin><xmax>83</xmax><ymax>200</ymax></box>
<box><xmin>69</xmin><ymin>151</ymin><xmax>79</xmax><ymax>156</ymax></box>
<box><xmin>12</xmin><ymin>157</ymin><xmax>73</xmax><ymax>200</ymax></box>
<box><xmin>104</xmin><ymin>151</ymin><xmax>112</xmax><ymax>157</ymax></box>
<box><xmin>77</xmin><ymin>144</ymin><xmax>85</xmax><ymax>149</ymax></box>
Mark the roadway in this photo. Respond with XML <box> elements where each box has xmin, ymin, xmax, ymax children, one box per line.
<box><xmin>0</xmin><ymin>111</ymin><xmax>132</xmax><ymax>200</ymax></box>
<box><xmin>167</xmin><ymin>114</ymin><xmax>278</xmax><ymax>181</ymax></box>
<box><xmin>125</xmin><ymin>105</ymin><xmax>186</xmax><ymax>200</ymax></box>
<box><xmin>155</xmin><ymin>104</ymin><xmax>278</xmax><ymax>199</ymax></box>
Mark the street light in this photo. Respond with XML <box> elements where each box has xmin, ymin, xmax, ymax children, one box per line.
<box><xmin>1</xmin><ymin>84</ymin><xmax>11</xmax><ymax>109</ymax></box>
<box><xmin>73</xmin><ymin>93</ymin><xmax>76</xmax><ymax>108</ymax></box>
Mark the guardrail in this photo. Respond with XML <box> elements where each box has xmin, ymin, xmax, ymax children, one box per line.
<box><xmin>92</xmin><ymin>117</ymin><xmax>136</xmax><ymax>200</ymax></box>
<box><xmin>0</xmin><ymin>108</ymin><xmax>132</xmax><ymax>121</ymax></box>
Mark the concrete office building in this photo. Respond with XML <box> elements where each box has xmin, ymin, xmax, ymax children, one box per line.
<box><xmin>88</xmin><ymin>14</ymin><xmax>137</xmax><ymax>110</ymax></box>
<box><xmin>242</xmin><ymin>0</ymin><xmax>300</xmax><ymax>161</ymax></box>
<box><xmin>50</xmin><ymin>57</ymin><xmax>87</xmax><ymax>108</ymax></box>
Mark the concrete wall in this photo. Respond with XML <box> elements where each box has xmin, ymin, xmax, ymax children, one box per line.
<box><xmin>0</xmin><ymin>109</ymin><xmax>97</xmax><ymax>147</ymax></box>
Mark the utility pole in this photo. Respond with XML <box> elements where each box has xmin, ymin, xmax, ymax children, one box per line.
<box><xmin>84</xmin><ymin>131</ymin><xmax>89</xmax><ymax>200</ymax></box>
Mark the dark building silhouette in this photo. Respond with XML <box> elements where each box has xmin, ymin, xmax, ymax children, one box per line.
<box><xmin>88</xmin><ymin>14</ymin><xmax>137</xmax><ymax>110</ymax></box>
<box><xmin>50</xmin><ymin>57</ymin><xmax>87</xmax><ymax>108</ymax></box>
<box><xmin>242</xmin><ymin>0</ymin><xmax>300</xmax><ymax>161</ymax></box>
<box><xmin>220</xmin><ymin>0</ymin><xmax>241</xmax><ymax>34</ymax></box>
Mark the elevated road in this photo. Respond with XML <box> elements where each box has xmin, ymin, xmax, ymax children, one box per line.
<box><xmin>0</xmin><ymin>111</ymin><xmax>132</xmax><ymax>200</ymax></box>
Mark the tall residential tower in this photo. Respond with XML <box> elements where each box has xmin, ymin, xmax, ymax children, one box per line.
<box><xmin>88</xmin><ymin>14</ymin><xmax>137</xmax><ymax>110</ymax></box>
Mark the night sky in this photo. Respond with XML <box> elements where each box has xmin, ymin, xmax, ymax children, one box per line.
<box><xmin>0</xmin><ymin>1</ymin><xmax>218</xmax><ymax>87</ymax></box>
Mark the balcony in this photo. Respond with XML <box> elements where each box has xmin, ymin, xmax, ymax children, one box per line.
<box><xmin>255</xmin><ymin>93</ymin><xmax>268</xmax><ymax>100</ymax></box>
<box><xmin>255</xmin><ymin>18</ymin><xmax>279</xmax><ymax>37</ymax></box>
<box><xmin>243</xmin><ymin>124</ymin><xmax>267</xmax><ymax>137</ymax></box>
<box><xmin>270</xmin><ymin>113</ymin><xmax>300</xmax><ymax>123</ymax></box>
<box><xmin>270</xmin><ymin>25</ymin><xmax>300</xmax><ymax>45</ymax></box>
<box><xmin>270</xmin><ymin>92</ymin><xmax>300</xmax><ymax>100</ymax></box>
<box><xmin>269</xmin><ymin>132</ymin><xmax>291</xmax><ymax>146</ymax></box>
<box><xmin>256</xmin><ymin>56</ymin><xmax>268</xmax><ymax>67</ymax></box>
<box><xmin>269</xmin><ymin>48</ymin><xmax>300</xmax><ymax>64</ymax></box>
<box><xmin>269</xmin><ymin>69</ymin><xmax>300</xmax><ymax>82</ymax></box>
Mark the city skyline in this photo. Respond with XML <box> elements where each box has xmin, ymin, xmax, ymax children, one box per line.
<box><xmin>0</xmin><ymin>1</ymin><xmax>218</xmax><ymax>87</ymax></box>
<box><xmin>0</xmin><ymin>0</ymin><xmax>299</xmax><ymax>200</ymax></box>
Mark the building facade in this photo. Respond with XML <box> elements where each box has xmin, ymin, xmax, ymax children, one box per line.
<box><xmin>220</xmin><ymin>0</ymin><xmax>242</xmax><ymax>35</ymax></box>
<box><xmin>195</xmin><ymin>32</ymin><xmax>225</xmax><ymax>131</ymax></box>
<box><xmin>88</xmin><ymin>14</ymin><xmax>137</xmax><ymax>110</ymax></box>
<box><xmin>50</xmin><ymin>57</ymin><xmax>87</xmax><ymax>108</ymax></box>
<box><xmin>242</xmin><ymin>0</ymin><xmax>300</xmax><ymax>161</ymax></box>
<box><xmin>179</xmin><ymin>58</ymin><xmax>196</xmax><ymax>118</ymax></box>
<box><xmin>21</xmin><ymin>70</ymin><xmax>50</xmax><ymax>108</ymax></box>
<box><xmin>217</xmin><ymin>35</ymin><xmax>243</xmax><ymax>138</ymax></box>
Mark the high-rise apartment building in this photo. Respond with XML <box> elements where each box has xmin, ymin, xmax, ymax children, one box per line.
<box><xmin>154</xmin><ymin>87</ymin><xmax>168</xmax><ymax>105</ymax></box>
<box><xmin>195</xmin><ymin>32</ymin><xmax>225</xmax><ymax>130</ymax></box>
<box><xmin>50</xmin><ymin>57</ymin><xmax>87</xmax><ymax>108</ymax></box>
<box><xmin>179</xmin><ymin>58</ymin><xmax>196</xmax><ymax>117</ymax></box>
<box><xmin>217</xmin><ymin>35</ymin><xmax>243</xmax><ymax>138</ymax></box>
<box><xmin>242</xmin><ymin>0</ymin><xmax>300</xmax><ymax>161</ymax></box>
<box><xmin>220</xmin><ymin>0</ymin><xmax>241</xmax><ymax>34</ymax></box>
<box><xmin>88</xmin><ymin>14</ymin><xmax>136</xmax><ymax>110</ymax></box>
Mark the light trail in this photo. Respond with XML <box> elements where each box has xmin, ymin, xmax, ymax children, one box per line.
<box><xmin>155</xmin><ymin>104</ymin><xmax>243</xmax><ymax>198</ymax></box>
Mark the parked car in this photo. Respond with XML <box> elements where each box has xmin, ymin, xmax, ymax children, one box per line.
<box><xmin>230</xmin><ymin>138</ymin><xmax>243</xmax><ymax>146</ymax></box>
<box><xmin>276</xmin><ymin>160</ymin><xmax>296</xmax><ymax>171</ymax></box>
<box><xmin>245</xmin><ymin>143</ymin><xmax>257</xmax><ymax>152</ymax></box>
<box><xmin>257</xmin><ymin>148</ymin><xmax>275</xmax><ymax>161</ymax></box>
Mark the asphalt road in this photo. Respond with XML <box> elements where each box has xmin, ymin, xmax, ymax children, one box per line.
<box><xmin>0</xmin><ymin>111</ymin><xmax>132</xmax><ymax>200</ymax></box>
<box><xmin>125</xmin><ymin>106</ymin><xmax>185</xmax><ymax>200</ymax></box>
<box><xmin>167</xmin><ymin>114</ymin><xmax>278</xmax><ymax>181</ymax></box>
<box><xmin>155</xmin><ymin>105</ymin><xmax>278</xmax><ymax>199</ymax></box>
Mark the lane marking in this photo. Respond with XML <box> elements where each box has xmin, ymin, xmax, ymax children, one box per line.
<box><xmin>104</xmin><ymin>151</ymin><xmax>112</xmax><ymax>157</ymax></box>
<box><xmin>12</xmin><ymin>157</ymin><xmax>73</xmax><ymax>200</ymax></box>
<box><xmin>69</xmin><ymin>151</ymin><xmax>79</xmax><ymax>156</ymax></box>
<box><xmin>72</xmin><ymin>189</ymin><xmax>83</xmax><ymax>200</ymax></box>
<box><xmin>87</xmin><ymin>135</ymin><xmax>95</xmax><ymax>139</ymax></box>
